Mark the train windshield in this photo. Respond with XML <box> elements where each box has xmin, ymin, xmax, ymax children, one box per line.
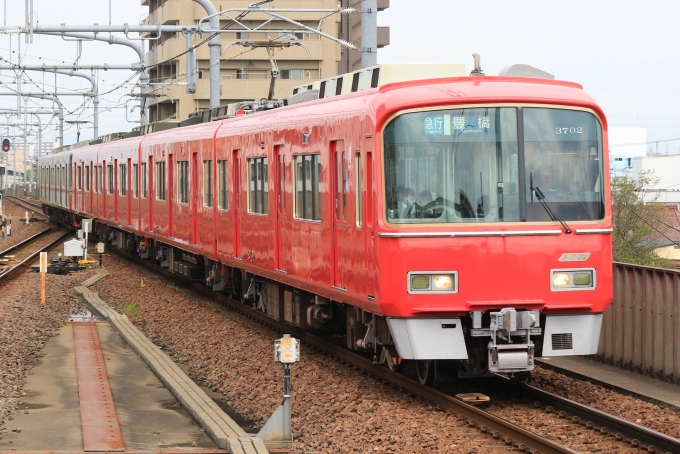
<box><xmin>383</xmin><ymin>107</ymin><xmax>604</xmax><ymax>224</ymax></box>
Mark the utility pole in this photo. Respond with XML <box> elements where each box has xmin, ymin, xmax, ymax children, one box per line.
<box><xmin>361</xmin><ymin>0</ymin><xmax>378</xmax><ymax>68</ymax></box>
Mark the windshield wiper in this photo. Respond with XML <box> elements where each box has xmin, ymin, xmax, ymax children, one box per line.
<box><xmin>529</xmin><ymin>171</ymin><xmax>572</xmax><ymax>234</ymax></box>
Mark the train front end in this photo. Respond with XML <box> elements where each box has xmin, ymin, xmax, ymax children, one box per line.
<box><xmin>375</xmin><ymin>78</ymin><xmax>612</xmax><ymax>380</ymax></box>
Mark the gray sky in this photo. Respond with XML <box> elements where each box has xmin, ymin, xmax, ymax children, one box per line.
<box><xmin>1</xmin><ymin>0</ymin><xmax>678</xmax><ymax>151</ymax></box>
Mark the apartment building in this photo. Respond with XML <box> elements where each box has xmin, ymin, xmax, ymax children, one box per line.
<box><xmin>143</xmin><ymin>0</ymin><xmax>388</xmax><ymax>122</ymax></box>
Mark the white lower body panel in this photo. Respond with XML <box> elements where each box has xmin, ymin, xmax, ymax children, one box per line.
<box><xmin>386</xmin><ymin>318</ymin><xmax>468</xmax><ymax>360</ymax></box>
<box><xmin>542</xmin><ymin>313</ymin><xmax>603</xmax><ymax>356</ymax></box>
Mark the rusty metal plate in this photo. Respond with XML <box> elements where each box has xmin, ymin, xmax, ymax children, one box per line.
<box><xmin>72</xmin><ymin>322</ymin><xmax>125</xmax><ymax>452</ymax></box>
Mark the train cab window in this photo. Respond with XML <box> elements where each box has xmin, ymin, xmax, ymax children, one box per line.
<box><xmin>177</xmin><ymin>160</ymin><xmax>189</xmax><ymax>204</ymax></box>
<box><xmin>203</xmin><ymin>160</ymin><xmax>213</xmax><ymax>207</ymax></box>
<box><xmin>133</xmin><ymin>163</ymin><xmax>139</xmax><ymax>198</ymax></box>
<box><xmin>523</xmin><ymin>108</ymin><xmax>604</xmax><ymax>221</ymax></box>
<box><xmin>248</xmin><ymin>157</ymin><xmax>268</xmax><ymax>215</ymax></box>
<box><xmin>107</xmin><ymin>164</ymin><xmax>114</xmax><ymax>194</ymax></box>
<box><xmin>77</xmin><ymin>165</ymin><xmax>82</xmax><ymax>190</ymax></box>
<box><xmin>384</xmin><ymin>107</ymin><xmax>519</xmax><ymax>224</ymax></box>
<box><xmin>85</xmin><ymin>165</ymin><xmax>90</xmax><ymax>191</ymax></box>
<box><xmin>217</xmin><ymin>160</ymin><xmax>229</xmax><ymax>210</ymax></box>
<box><xmin>141</xmin><ymin>162</ymin><xmax>147</xmax><ymax>198</ymax></box>
<box><xmin>294</xmin><ymin>154</ymin><xmax>321</xmax><ymax>221</ymax></box>
<box><xmin>383</xmin><ymin>107</ymin><xmax>605</xmax><ymax>224</ymax></box>
<box><xmin>119</xmin><ymin>163</ymin><xmax>127</xmax><ymax>196</ymax></box>
<box><xmin>156</xmin><ymin>161</ymin><xmax>166</xmax><ymax>201</ymax></box>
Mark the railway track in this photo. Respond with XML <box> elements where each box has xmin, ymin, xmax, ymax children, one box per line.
<box><xmin>4</xmin><ymin>195</ymin><xmax>47</xmax><ymax>217</ymax></box>
<box><xmin>507</xmin><ymin>379</ymin><xmax>680</xmax><ymax>454</ymax></box>
<box><xmin>0</xmin><ymin>228</ymin><xmax>72</xmax><ymax>282</ymax></box>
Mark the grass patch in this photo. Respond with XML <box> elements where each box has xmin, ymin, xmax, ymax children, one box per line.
<box><xmin>123</xmin><ymin>303</ymin><xmax>139</xmax><ymax>317</ymax></box>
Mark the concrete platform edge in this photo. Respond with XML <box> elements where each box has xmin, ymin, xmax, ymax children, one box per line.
<box><xmin>75</xmin><ymin>283</ymin><xmax>255</xmax><ymax>452</ymax></box>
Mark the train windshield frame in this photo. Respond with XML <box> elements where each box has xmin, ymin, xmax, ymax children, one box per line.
<box><xmin>382</xmin><ymin>105</ymin><xmax>605</xmax><ymax>225</ymax></box>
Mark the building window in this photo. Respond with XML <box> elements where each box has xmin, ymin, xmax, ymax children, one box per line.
<box><xmin>197</xmin><ymin>70</ymin><xmax>204</xmax><ymax>79</ymax></box>
<box><xmin>119</xmin><ymin>163</ymin><xmax>127</xmax><ymax>196</ymax></box>
<box><xmin>236</xmin><ymin>32</ymin><xmax>249</xmax><ymax>39</ymax></box>
<box><xmin>203</xmin><ymin>160</ymin><xmax>213</xmax><ymax>207</ymax></box>
<box><xmin>156</xmin><ymin>161</ymin><xmax>166</xmax><ymax>201</ymax></box>
<box><xmin>85</xmin><ymin>165</ymin><xmax>90</xmax><ymax>191</ymax></box>
<box><xmin>141</xmin><ymin>162</ymin><xmax>147</xmax><ymax>198</ymax></box>
<box><xmin>237</xmin><ymin>69</ymin><xmax>249</xmax><ymax>80</ymax></box>
<box><xmin>107</xmin><ymin>164</ymin><xmax>114</xmax><ymax>194</ymax></box>
<box><xmin>218</xmin><ymin>160</ymin><xmax>229</xmax><ymax>210</ymax></box>
<box><xmin>356</xmin><ymin>152</ymin><xmax>362</xmax><ymax>227</ymax></box>
<box><xmin>248</xmin><ymin>157</ymin><xmax>268</xmax><ymax>214</ymax></box>
<box><xmin>177</xmin><ymin>160</ymin><xmax>189</xmax><ymax>204</ymax></box>
<box><xmin>294</xmin><ymin>154</ymin><xmax>321</xmax><ymax>221</ymax></box>
<box><xmin>133</xmin><ymin>163</ymin><xmax>139</xmax><ymax>198</ymax></box>
<box><xmin>281</xmin><ymin>69</ymin><xmax>304</xmax><ymax>80</ymax></box>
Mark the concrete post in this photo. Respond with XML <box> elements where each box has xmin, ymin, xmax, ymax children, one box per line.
<box><xmin>192</xmin><ymin>0</ymin><xmax>221</xmax><ymax>109</ymax></box>
<box><xmin>361</xmin><ymin>0</ymin><xmax>377</xmax><ymax>68</ymax></box>
<box><xmin>183</xmin><ymin>29</ymin><xmax>197</xmax><ymax>95</ymax></box>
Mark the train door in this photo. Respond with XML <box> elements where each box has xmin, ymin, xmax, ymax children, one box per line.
<box><xmin>88</xmin><ymin>162</ymin><xmax>93</xmax><ymax>214</ymax></box>
<box><xmin>148</xmin><ymin>155</ymin><xmax>153</xmax><ymax>232</ymax></box>
<box><xmin>274</xmin><ymin>145</ymin><xmax>286</xmax><ymax>271</ymax></box>
<box><xmin>364</xmin><ymin>138</ymin><xmax>376</xmax><ymax>297</ymax></box>
<box><xmin>127</xmin><ymin>158</ymin><xmax>132</xmax><ymax>226</ymax></box>
<box><xmin>331</xmin><ymin>140</ymin><xmax>349</xmax><ymax>290</ymax></box>
<box><xmin>168</xmin><ymin>152</ymin><xmax>174</xmax><ymax>237</ymax></box>
<box><xmin>192</xmin><ymin>151</ymin><xmax>199</xmax><ymax>244</ymax></box>
<box><xmin>114</xmin><ymin>159</ymin><xmax>119</xmax><ymax>222</ymax></box>
<box><xmin>232</xmin><ymin>150</ymin><xmax>241</xmax><ymax>259</ymax></box>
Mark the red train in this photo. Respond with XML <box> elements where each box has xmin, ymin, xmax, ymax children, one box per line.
<box><xmin>38</xmin><ymin>63</ymin><xmax>613</xmax><ymax>384</ymax></box>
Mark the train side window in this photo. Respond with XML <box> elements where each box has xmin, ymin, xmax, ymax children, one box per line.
<box><xmin>141</xmin><ymin>162</ymin><xmax>147</xmax><ymax>198</ymax></box>
<box><xmin>217</xmin><ymin>159</ymin><xmax>229</xmax><ymax>210</ymax></box>
<box><xmin>77</xmin><ymin>165</ymin><xmax>82</xmax><ymax>190</ymax></box>
<box><xmin>177</xmin><ymin>160</ymin><xmax>189</xmax><ymax>204</ymax></box>
<box><xmin>107</xmin><ymin>164</ymin><xmax>114</xmax><ymax>195</ymax></box>
<box><xmin>85</xmin><ymin>165</ymin><xmax>90</xmax><ymax>191</ymax></box>
<box><xmin>356</xmin><ymin>152</ymin><xmax>362</xmax><ymax>228</ymax></box>
<box><xmin>133</xmin><ymin>163</ymin><xmax>139</xmax><ymax>198</ymax></box>
<box><xmin>203</xmin><ymin>160</ymin><xmax>213</xmax><ymax>207</ymax></box>
<box><xmin>294</xmin><ymin>154</ymin><xmax>321</xmax><ymax>221</ymax></box>
<box><xmin>119</xmin><ymin>163</ymin><xmax>127</xmax><ymax>196</ymax></box>
<box><xmin>156</xmin><ymin>161</ymin><xmax>166</xmax><ymax>201</ymax></box>
<box><xmin>248</xmin><ymin>156</ymin><xmax>268</xmax><ymax>214</ymax></box>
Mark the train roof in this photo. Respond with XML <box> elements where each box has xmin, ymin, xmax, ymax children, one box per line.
<box><xmin>40</xmin><ymin>62</ymin><xmax>605</xmax><ymax>162</ymax></box>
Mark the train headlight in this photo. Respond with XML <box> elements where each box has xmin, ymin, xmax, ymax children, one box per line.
<box><xmin>552</xmin><ymin>273</ymin><xmax>570</xmax><ymax>288</ymax></box>
<box><xmin>550</xmin><ymin>269</ymin><xmax>595</xmax><ymax>291</ymax></box>
<box><xmin>433</xmin><ymin>274</ymin><xmax>454</xmax><ymax>290</ymax></box>
<box><xmin>408</xmin><ymin>271</ymin><xmax>458</xmax><ymax>294</ymax></box>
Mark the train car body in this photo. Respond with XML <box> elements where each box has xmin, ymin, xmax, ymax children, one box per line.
<box><xmin>38</xmin><ymin>63</ymin><xmax>613</xmax><ymax>383</ymax></box>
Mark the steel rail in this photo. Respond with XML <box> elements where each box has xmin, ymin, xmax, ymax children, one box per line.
<box><xmin>0</xmin><ymin>225</ymin><xmax>52</xmax><ymax>257</ymax></box>
<box><xmin>5</xmin><ymin>195</ymin><xmax>47</xmax><ymax>216</ymax></box>
<box><xmin>108</xmin><ymin>246</ymin><xmax>575</xmax><ymax>454</ymax></box>
<box><xmin>0</xmin><ymin>230</ymin><xmax>71</xmax><ymax>282</ymax></box>
<box><xmin>504</xmin><ymin>378</ymin><xmax>680</xmax><ymax>454</ymax></box>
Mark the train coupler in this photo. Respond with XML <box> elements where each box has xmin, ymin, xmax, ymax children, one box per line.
<box><xmin>486</xmin><ymin>308</ymin><xmax>539</xmax><ymax>373</ymax></box>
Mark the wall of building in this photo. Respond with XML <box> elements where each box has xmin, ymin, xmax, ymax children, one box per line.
<box><xmin>143</xmin><ymin>0</ymin><xmax>356</xmax><ymax>122</ymax></box>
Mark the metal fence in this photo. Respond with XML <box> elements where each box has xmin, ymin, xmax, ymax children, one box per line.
<box><xmin>593</xmin><ymin>262</ymin><xmax>680</xmax><ymax>385</ymax></box>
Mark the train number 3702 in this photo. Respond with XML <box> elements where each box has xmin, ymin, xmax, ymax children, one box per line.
<box><xmin>555</xmin><ymin>127</ymin><xmax>583</xmax><ymax>134</ymax></box>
